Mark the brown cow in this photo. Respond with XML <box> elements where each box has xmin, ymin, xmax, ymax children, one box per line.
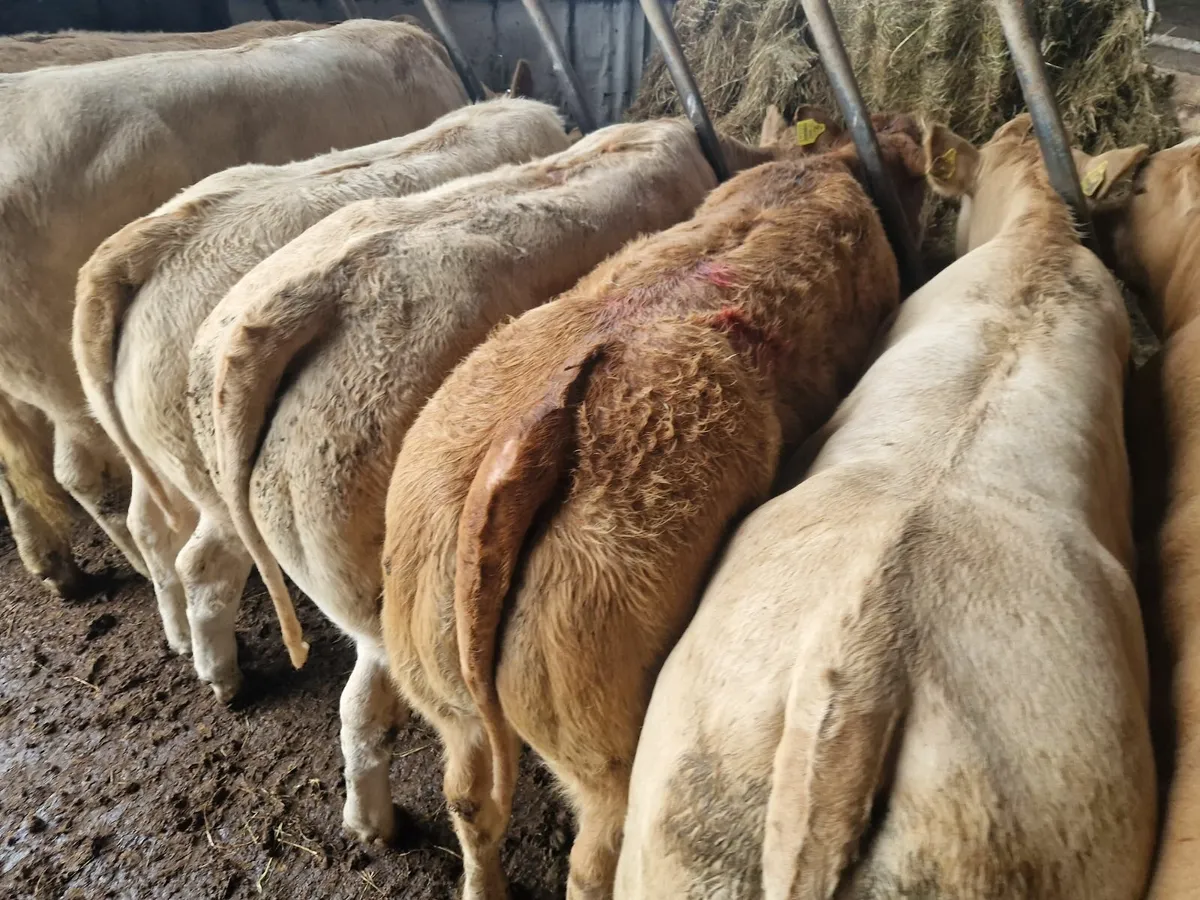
<box><xmin>379</xmin><ymin>114</ymin><xmax>928</xmax><ymax>899</ymax></box>
<box><xmin>1098</xmin><ymin>134</ymin><xmax>1200</xmax><ymax>900</ymax></box>
<box><xmin>189</xmin><ymin>117</ymin><xmax>772</xmax><ymax>842</ymax></box>
<box><xmin>0</xmin><ymin>20</ymin><xmax>325</xmax><ymax>74</ymax></box>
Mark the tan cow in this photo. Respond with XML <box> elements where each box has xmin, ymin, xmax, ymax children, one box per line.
<box><xmin>0</xmin><ymin>17</ymin><xmax>327</xmax><ymax>594</ymax></box>
<box><xmin>0</xmin><ymin>18</ymin><xmax>466</xmax><ymax>598</ymax></box>
<box><xmin>1098</xmin><ymin>134</ymin><xmax>1200</xmax><ymax>900</ymax></box>
<box><xmin>0</xmin><ymin>20</ymin><xmax>325</xmax><ymax>74</ymax></box>
<box><xmin>187</xmin><ymin>118</ymin><xmax>764</xmax><ymax>843</ymax></box>
<box><xmin>73</xmin><ymin>95</ymin><xmax>563</xmax><ymax>667</ymax></box>
<box><xmin>615</xmin><ymin>114</ymin><xmax>1154</xmax><ymax>900</ymax></box>
<box><xmin>377</xmin><ymin>115</ymin><xmax>928</xmax><ymax>900</ymax></box>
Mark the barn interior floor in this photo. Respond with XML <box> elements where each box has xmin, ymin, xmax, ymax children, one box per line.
<box><xmin>0</xmin><ymin>519</ymin><xmax>572</xmax><ymax>899</ymax></box>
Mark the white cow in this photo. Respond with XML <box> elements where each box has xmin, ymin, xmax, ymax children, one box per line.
<box><xmin>73</xmin><ymin>95</ymin><xmax>565</xmax><ymax>671</ymax></box>
<box><xmin>185</xmin><ymin>120</ymin><xmax>769</xmax><ymax>843</ymax></box>
<box><xmin>0</xmin><ymin>18</ymin><xmax>466</xmax><ymax>595</ymax></box>
<box><xmin>616</xmin><ymin>114</ymin><xmax>1157</xmax><ymax>900</ymax></box>
<box><xmin>0</xmin><ymin>20</ymin><xmax>325</xmax><ymax>74</ymax></box>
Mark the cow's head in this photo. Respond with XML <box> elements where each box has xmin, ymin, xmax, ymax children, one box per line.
<box><xmin>923</xmin><ymin>113</ymin><xmax>1148</xmax><ymax>256</ymax></box>
<box><xmin>1093</xmin><ymin>136</ymin><xmax>1200</xmax><ymax>336</ymax></box>
<box><xmin>757</xmin><ymin>105</ymin><xmax>843</xmax><ymax>155</ymax></box>
<box><xmin>756</xmin><ymin>106</ymin><xmax>929</xmax><ymax>241</ymax></box>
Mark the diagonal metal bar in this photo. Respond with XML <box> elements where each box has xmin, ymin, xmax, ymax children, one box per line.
<box><xmin>994</xmin><ymin>0</ymin><xmax>1098</xmax><ymax>251</ymax></box>
<box><xmin>421</xmin><ymin>0</ymin><xmax>488</xmax><ymax>103</ymax></box>
<box><xmin>799</xmin><ymin>0</ymin><xmax>924</xmax><ymax>292</ymax></box>
<box><xmin>520</xmin><ymin>0</ymin><xmax>598</xmax><ymax>133</ymax></box>
<box><xmin>637</xmin><ymin>0</ymin><xmax>729</xmax><ymax>181</ymax></box>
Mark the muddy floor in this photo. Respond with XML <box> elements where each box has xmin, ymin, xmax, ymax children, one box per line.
<box><xmin>0</xmin><ymin>520</ymin><xmax>572</xmax><ymax>899</ymax></box>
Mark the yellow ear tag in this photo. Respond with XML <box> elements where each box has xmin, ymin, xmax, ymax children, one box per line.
<box><xmin>931</xmin><ymin>147</ymin><xmax>957</xmax><ymax>180</ymax></box>
<box><xmin>1080</xmin><ymin>160</ymin><xmax>1108</xmax><ymax>197</ymax></box>
<box><xmin>795</xmin><ymin>119</ymin><xmax>827</xmax><ymax>146</ymax></box>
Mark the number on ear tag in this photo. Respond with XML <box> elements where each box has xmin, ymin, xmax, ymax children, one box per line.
<box><xmin>795</xmin><ymin>119</ymin><xmax>827</xmax><ymax>146</ymax></box>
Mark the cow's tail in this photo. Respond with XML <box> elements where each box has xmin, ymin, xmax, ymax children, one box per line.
<box><xmin>74</xmin><ymin>206</ymin><xmax>202</xmax><ymax>529</ymax></box>
<box><xmin>761</xmin><ymin>605</ymin><xmax>910</xmax><ymax>900</ymax></box>
<box><xmin>454</xmin><ymin>340</ymin><xmax>610</xmax><ymax>813</ymax></box>
<box><xmin>209</xmin><ymin>274</ymin><xmax>340</xmax><ymax>670</ymax></box>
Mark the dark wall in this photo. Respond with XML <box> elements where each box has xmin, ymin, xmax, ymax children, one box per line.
<box><xmin>0</xmin><ymin>0</ymin><xmax>233</xmax><ymax>35</ymax></box>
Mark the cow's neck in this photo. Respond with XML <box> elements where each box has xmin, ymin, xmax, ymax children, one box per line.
<box><xmin>968</xmin><ymin>177</ymin><xmax>1074</xmax><ymax>254</ymax></box>
<box><xmin>1160</xmin><ymin>224</ymin><xmax>1200</xmax><ymax>339</ymax></box>
<box><xmin>961</xmin><ymin>146</ymin><xmax>1076</xmax><ymax>255</ymax></box>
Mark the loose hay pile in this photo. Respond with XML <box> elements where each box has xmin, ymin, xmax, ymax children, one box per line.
<box><xmin>629</xmin><ymin>0</ymin><xmax>1179</xmax><ymax>270</ymax></box>
<box><xmin>630</xmin><ymin>0</ymin><xmax>1176</xmax><ymax>151</ymax></box>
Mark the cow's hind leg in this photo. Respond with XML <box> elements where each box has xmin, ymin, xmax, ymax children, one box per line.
<box><xmin>561</xmin><ymin>768</ymin><xmax>628</xmax><ymax>900</ymax></box>
<box><xmin>127</xmin><ymin>473</ymin><xmax>196</xmax><ymax>655</ymax></box>
<box><xmin>0</xmin><ymin>395</ymin><xmax>83</xmax><ymax>597</ymax></box>
<box><xmin>53</xmin><ymin>420</ymin><xmax>149</xmax><ymax>578</ymax></box>
<box><xmin>0</xmin><ymin>467</ymin><xmax>83</xmax><ymax>598</ymax></box>
<box><xmin>437</xmin><ymin>714</ymin><xmax>517</xmax><ymax>900</ymax></box>
<box><xmin>340</xmin><ymin>640</ymin><xmax>408</xmax><ymax>843</ymax></box>
<box><xmin>176</xmin><ymin>511</ymin><xmax>252</xmax><ymax>703</ymax></box>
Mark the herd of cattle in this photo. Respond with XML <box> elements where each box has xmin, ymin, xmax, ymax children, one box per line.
<box><xmin>1</xmin><ymin>12</ymin><xmax>1198</xmax><ymax>900</ymax></box>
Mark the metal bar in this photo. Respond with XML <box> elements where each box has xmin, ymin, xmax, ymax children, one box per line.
<box><xmin>421</xmin><ymin>0</ymin><xmax>488</xmax><ymax>103</ymax></box>
<box><xmin>1149</xmin><ymin>32</ymin><xmax>1200</xmax><ymax>56</ymax></box>
<box><xmin>994</xmin><ymin>0</ymin><xmax>1098</xmax><ymax>251</ymax></box>
<box><xmin>638</xmin><ymin>0</ymin><xmax>729</xmax><ymax>181</ymax></box>
<box><xmin>799</xmin><ymin>0</ymin><xmax>924</xmax><ymax>292</ymax></box>
<box><xmin>520</xmin><ymin>0</ymin><xmax>598</xmax><ymax>134</ymax></box>
<box><xmin>335</xmin><ymin>0</ymin><xmax>360</xmax><ymax>19</ymax></box>
<box><xmin>1145</xmin><ymin>0</ymin><xmax>1159</xmax><ymax>35</ymax></box>
<box><xmin>263</xmin><ymin>0</ymin><xmax>283</xmax><ymax>21</ymax></box>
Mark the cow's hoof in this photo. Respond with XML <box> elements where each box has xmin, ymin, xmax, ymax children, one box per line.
<box><xmin>167</xmin><ymin>636</ymin><xmax>193</xmax><ymax>658</ymax></box>
<box><xmin>459</xmin><ymin>869</ymin><xmax>508</xmax><ymax>900</ymax></box>
<box><xmin>42</xmin><ymin>555</ymin><xmax>89</xmax><ymax>601</ymax></box>
<box><xmin>343</xmin><ymin>799</ymin><xmax>396</xmax><ymax>845</ymax></box>
<box><xmin>207</xmin><ymin>670</ymin><xmax>242</xmax><ymax>705</ymax></box>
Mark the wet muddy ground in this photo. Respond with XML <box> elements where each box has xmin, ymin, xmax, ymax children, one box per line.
<box><xmin>0</xmin><ymin>520</ymin><xmax>572</xmax><ymax>899</ymax></box>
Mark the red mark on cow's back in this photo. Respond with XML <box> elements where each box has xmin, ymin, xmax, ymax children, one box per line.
<box><xmin>695</xmin><ymin>260</ymin><xmax>737</xmax><ymax>289</ymax></box>
<box><xmin>706</xmin><ymin>305</ymin><xmax>791</xmax><ymax>372</ymax></box>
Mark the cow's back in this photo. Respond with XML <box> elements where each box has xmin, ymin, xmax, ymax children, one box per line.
<box><xmin>0</xmin><ymin>21</ymin><xmax>325</xmax><ymax>74</ymax></box>
<box><xmin>0</xmin><ymin>18</ymin><xmax>465</xmax><ymax>415</ymax></box>
<box><xmin>196</xmin><ymin>120</ymin><xmax>717</xmax><ymax>633</ymax></box>
<box><xmin>811</xmin><ymin>243</ymin><xmax>1148</xmax><ymax>898</ymax></box>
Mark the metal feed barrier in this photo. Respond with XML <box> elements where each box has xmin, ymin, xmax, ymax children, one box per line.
<box><xmin>423</xmin><ymin>0</ymin><xmax>1101</xmax><ymax>282</ymax></box>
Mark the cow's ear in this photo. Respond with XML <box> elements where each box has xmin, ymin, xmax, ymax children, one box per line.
<box><xmin>1073</xmin><ymin>144</ymin><xmax>1150</xmax><ymax>202</ymax></box>
<box><xmin>759</xmin><ymin>105</ymin><xmax>791</xmax><ymax>148</ymax></box>
<box><xmin>922</xmin><ymin>121</ymin><xmax>978</xmax><ymax>198</ymax></box>
<box><xmin>792</xmin><ymin>105</ymin><xmax>839</xmax><ymax>152</ymax></box>
<box><xmin>508</xmin><ymin>59</ymin><xmax>534</xmax><ymax>98</ymax></box>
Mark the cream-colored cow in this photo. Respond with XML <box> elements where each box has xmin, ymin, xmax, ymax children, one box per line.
<box><xmin>185</xmin><ymin>120</ymin><xmax>764</xmax><ymax>843</ymax></box>
<box><xmin>0</xmin><ymin>20</ymin><xmax>325</xmax><ymax>74</ymax></box>
<box><xmin>616</xmin><ymin>114</ymin><xmax>1155</xmax><ymax>900</ymax></box>
<box><xmin>0</xmin><ymin>16</ymin><xmax>324</xmax><ymax>597</ymax></box>
<box><xmin>0</xmin><ymin>18</ymin><xmax>465</xmax><ymax>596</ymax></box>
<box><xmin>73</xmin><ymin>96</ymin><xmax>563</xmax><ymax>671</ymax></box>
<box><xmin>1098</xmin><ymin>134</ymin><xmax>1200</xmax><ymax>900</ymax></box>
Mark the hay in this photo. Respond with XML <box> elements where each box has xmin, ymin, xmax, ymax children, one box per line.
<box><xmin>629</xmin><ymin>0</ymin><xmax>1177</xmax><ymax>152</ymax></box>
<box><xmin>628</xmin><ymin>0</ymin><xmax>1178</xmax><ymax>268</ymax></box>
